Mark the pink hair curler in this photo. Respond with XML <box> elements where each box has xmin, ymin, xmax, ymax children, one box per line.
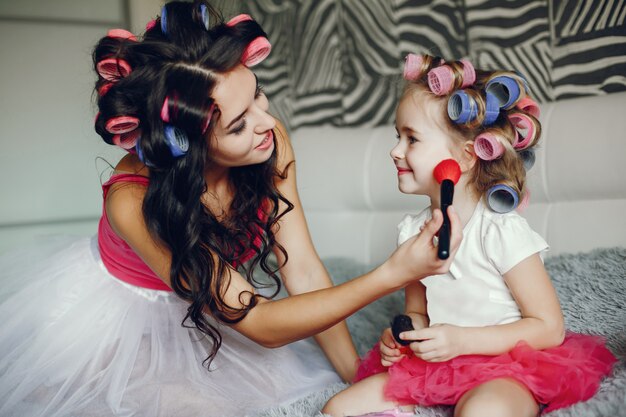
<box><xmin>160</xmin><ymin>97</ymin><xmax>172</xmax><ymax>123</ymax></box>
<box><xmin>516</xmin><ymin>96</ymin><xmax>541</xmax><ymax>118</ymax></box>
<box><xmin>107</xmin><ymin>29</ymin><xmax>137</xmax><ymax>41</ymax></box>
<box><xmin>427</xmin><ymin>65</ymin><xmax>455</xmax><ymax>95</ymax></box>
<box><xmin>226</xmin><ymin>14</ymin><xmax>253</xmax><ymax>27</ymax></box>
<box><xmin>487</xmin><ymin>184</ymin><xmax>519</xmax><ymax>213</ymax></box>
<box><xmin>97</xmin><ymin>58</ymin><xmax>132</xmax><ymax>81</ymax></box>
<box><xmin>105</xmin><ymin>116</ymin><xmax>140</xmax><ymax>134</ymax></box>
<box><xmin>201</xmin><ymin>103</ymin><xmax>217</xmax><ymax>133</ymax></box>
<box><xmin>97</xmin><ymin>82</ymin><xmax>113</xmax><ymax>97</ymax></box>
<box><xmin>145</xmin><ymin>19</ymin><xmax>157</xmax><ymax>31</ymax></box>
<box><xmin>433</xmin><ymin>159</ymin><xmax>462</xmax><ymax>260</ymax></box>
<box><xmin>112</xmin><ymin>129</ymin><xmax>140</xmax><ymax>150</ymax></box>
<box><xmin>516</xmin><ymin>189</ymin><xmax>530</xmax><ymax>213</ymax></box>
<box><xmin>508</xmin><ymin>113</ymin><xmax>536</xmax><ymax>150</ymax></box>
<box><xmin>459</xmin><ymin>59</ymin><xmax>476</xmax><ymax>87</ymax></box>
<box><xmin>241</xmin><ymin>36</ymin><xmax>271</xmax><ymax>67</ymax></box>
<box><xmin>474</xmin><ymin>132</ymin><xmax>504</xmax><ymax>161</ymax></box>
<box><xmin>94</xmin><ymin>112</ymin><xmax>100</xmax><ymax>125</ymax></box>
<box><xmin>403</xmin><ymin>53</ymin><xmax>424</xmax><ymax>81</ymax></box>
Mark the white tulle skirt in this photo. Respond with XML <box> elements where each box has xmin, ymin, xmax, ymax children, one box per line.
<box><xmin>0</xmin><ymin>236</ymin><xmax>340</xmax><ymax>417</ymax></box>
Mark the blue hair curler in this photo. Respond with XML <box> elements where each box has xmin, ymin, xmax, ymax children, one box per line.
<box><xmin>164</xmin><ymin>125</ymin><xmax>189</xmax><ymax>157</ymax></box>
<box><xmin>483</xmin><ymin>92</ymin><xmax>500</xmax><ymax>125</ymax></box>
<box><xmin>487</xmin><ymin>184</ymin><xmax>519</xmax><ymax>213</ymax></box>
<box><xmin>520</xmin><ymin>148</ymin><xmax>536</xmax><ymax>171</ymax></box>
<box><xmin>160</xmin><ymin>5</ymin><xmax>168</xmax><ymax>34</ymax></box>
<box><xmin>485</xmin><ymin>76</ymin><xmax>522</xmax><ymax>110</ymax></box>
<box><xmin>447</xmin><ymin>90</ymin><xmax>478</xmax><ymax>124</ymax></box>
<box><xmin>135</xmin><ymin>139</ymin><xmax>154</xmax><ymax>167</ymax></box>
<box><xmin>199</xmin><ymin>4</ymin><xmax>210</xmax><ymax>30</ymax></box>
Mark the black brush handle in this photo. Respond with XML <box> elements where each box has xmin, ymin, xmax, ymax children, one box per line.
<box><xmin>438</xmin><ymin>179</ymin><xmax>454</xmax><ymax>260</ymax></box>
<box><xmin>391</xmin><ymin>314</ymin><xmax>415</xmax><ymax>346</ymax></box>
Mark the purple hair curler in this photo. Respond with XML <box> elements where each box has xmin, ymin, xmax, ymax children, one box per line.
<box><xmin>487</xmin><ymin>184</ymin><xmax>519</xmax><ymax>213</ymax></box>
<box><xmin>520</xmin><ymin>148</ymin><xmax>536</xmax><ymax>171</ymax></box>
<box><xmin>403</xmin><ymin>53</ymin><xmax>424</xmax><ymax>81</ymax></box>
<box><xmin>447</xmin><ymin>90</ymin><xmax>478</xmax><ymax>124</ymax></box>
<box><xmin>474</xmin><ymin>132</ymin><xmax>504</xmax><ymax>161</ymax></box>
<box><xmin>199</xmin><ymin>4</ymin><xmax>210</xmax><ymax>30</ymax></box>
<box><xmin>241</xmin><ymin>37</ymin><xmax>271</xmax><ymax>67</ymax></box>
<box><xmin>112</xmin><ymin>129</ymin><xmax>140</xmax><ymax>150</ymax></box>
<box><xmin>97</xmin><ymin>58</ymin><xmax>132</xmax><ymax>81</ymax></box>
<box><xmin>483</xmin><ymin>92</ymin><xmax>500</xmax><ymax>125</ymax></box>
<box><xmin>508</xmin><ymin>113</ymin><xmax>536</xmax><ymax>150</ymax></box>
<box><xmin>160</xmin><ymin>5</ymin><xmax>168</xmax><ymax>34</ymax></box>
<box><xmin>107</xmin><ymin>29</ymin><xmax>137</xmax><ymax>41</ymax></box>
<box><xmin>485</xmin><ymin>76</ymin><xmax>523</xmax><ymax>110</ymax></box>
<box><xmin>164</xmin><ymin>125</ymin><xmax>189</xmax><ymax>157</ymax></box>
<box><xmin>105</xmin><ymin>116</ymin><xmax>140</xmax><ymax>134</ymax></box>
<box><xmin>516</xmin><ymin>96</ymin><xmax>541</xmax><ymax>118</ymax></box>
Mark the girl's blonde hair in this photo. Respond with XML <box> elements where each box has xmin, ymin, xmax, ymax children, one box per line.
<box><xmin>402</xmin><ymin>55</ymin><xmax>541</xmax><ymax>207</ymax></box>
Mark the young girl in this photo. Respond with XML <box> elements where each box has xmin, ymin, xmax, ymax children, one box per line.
<box><xmin>0</xmin><ymin>5</ymin><xmax>462</xmax><ymax>417</ymax></box>
<box><xmin>322</xmin><ymin>55</ymin><xmax>616</xmax><ymax>417</ymax></box>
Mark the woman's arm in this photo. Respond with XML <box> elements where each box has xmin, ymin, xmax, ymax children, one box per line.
<box><xmin>403</xmin><ymin>253</ymin><xmax>565</xmax><ymax>361</ymax></box>
<box><xmin>106</xmin><ymin>150</ymin><xmax>461</xmax><ymax>364</ymax></box>
<box><xmin>268</xmin><ymin>121</ymin><xmax>358</xmax><ymax>381</ymax></box>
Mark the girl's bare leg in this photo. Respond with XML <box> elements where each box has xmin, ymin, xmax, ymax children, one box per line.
<box><xmin>454</xmin><ymin>378</ymin><xmax>539</xmax><ymax>417</ymax></box>
<box><xmin>322</xmin><ymin>373</ymin><xmax>413</xmax><ymax>417</ymax></box>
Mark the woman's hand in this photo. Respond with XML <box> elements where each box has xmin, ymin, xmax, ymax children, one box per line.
<box><xmin>385</xmin><ymin>207</ymin><xmax>462</xmax><ymax>288</ymax></box>
<box><xmin>379</xmin><ymin>327</ymin><xmax>406</xmax><ymax>367</ymax></box>
<box><xmin>401</xmin><ymin>323</ymin><xmax>466</xmax><ymax>362</ymax></box>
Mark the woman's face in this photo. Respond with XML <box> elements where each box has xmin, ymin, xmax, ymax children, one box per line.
<box><xmin>209</xmin><ymin>65</ymin><xmax>276</xmax><ymax>168</ymax></box>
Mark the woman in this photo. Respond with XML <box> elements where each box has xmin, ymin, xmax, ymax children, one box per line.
<box><xmin>0</xmin><ymin>2</ymin><xmax>461</xmax><ymax>416</ymax></box>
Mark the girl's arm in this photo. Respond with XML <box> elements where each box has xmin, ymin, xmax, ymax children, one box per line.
<box><xmin>403</xmin><ymin>253</ymin><xmax>565</xmax><ymax>361</ymax></box>
<box><xmin>404</xmin><ymin>281</ymin><xmax>429</xmax><ymax>330</ymax></box>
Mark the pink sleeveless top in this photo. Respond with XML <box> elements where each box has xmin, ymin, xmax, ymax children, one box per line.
<box><xmin>97</xmin><ymin>173</ymin><xmax>265</xmax><ymax>291</ymax></box>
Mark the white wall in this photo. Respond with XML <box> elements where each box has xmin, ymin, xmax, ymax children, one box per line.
<box><xmin>0</xmin><ymin>0</ymin><xmax>161</xmax><ymax>253</ymax></box>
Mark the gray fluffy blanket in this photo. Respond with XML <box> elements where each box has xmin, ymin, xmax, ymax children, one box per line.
<box><xmin>257</xmin><ymin>247</ymin><xmax>626</xmax><ymax>417</ymax></box>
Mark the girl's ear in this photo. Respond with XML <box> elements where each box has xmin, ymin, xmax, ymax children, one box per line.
<box><xmin>459</xmin><ymin>141</ymin><xmax>478</xmax><ymax>172</ymax></box>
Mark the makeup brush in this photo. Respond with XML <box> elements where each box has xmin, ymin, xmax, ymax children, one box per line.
<box><xmin>433</xmin><ymin>159</ymin><xmax>461</xmax><ymax>259</ymax></box>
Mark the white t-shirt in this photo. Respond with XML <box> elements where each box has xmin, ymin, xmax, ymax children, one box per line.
<box><xmin>398</xmin><ymin>200</ymin><xmax>549</xmax><ymax>327</ymax></box>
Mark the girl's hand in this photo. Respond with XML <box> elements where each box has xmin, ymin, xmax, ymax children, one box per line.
<box><xmin>386</xmin><ymin>207</ymin><xmax>462</xmax><ymax>287</ymax></box>
<box><xmin>401</xmin><ymin>324</ymin><xmax>466</xmax><ymax>362</ymax></box>
<box><xmin>379</xmin><ymin>327</ymin><xmax>405</xmax><ymax>366</ymax></box>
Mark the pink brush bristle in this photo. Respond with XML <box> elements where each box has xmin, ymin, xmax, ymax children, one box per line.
<box><xmin>433</xmin><ymin>159</ymin><xmax>461</xmax><ymax>184</ymax></box>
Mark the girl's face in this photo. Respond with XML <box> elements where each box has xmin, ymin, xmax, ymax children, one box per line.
<box><xmin>391</xmin><ymin>92</ymin><xmax>457</xmax><ymax>199</ymax></box>
<box><xmin>209</xmin><ymin>65</ymin><xmax>276</xmax><ymax>168</ymax></box>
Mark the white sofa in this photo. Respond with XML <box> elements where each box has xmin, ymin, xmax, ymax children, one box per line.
<box><xmin>291</xmin><ymin>92</ymin><xmax>626</xmax><ymax>265</ymax></box>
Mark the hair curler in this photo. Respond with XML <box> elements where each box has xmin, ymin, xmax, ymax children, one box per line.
<box><xmin>105</xmin><ymin>116</ymin><xmax>139</xmax><ymax>134</ymax></box>
<box><xmin>97</xmin><ymin>58</ymin><xmax>132</xmax><ymax>81</ymax></box>
<box><xmin>112</xmin><ymin>129</ymin><xmax>140</xmax><ymax>150</ymax></box>
<box><xmin>164</xmin><ymin>125</ymin><xmax>189</xmax><ymax>157</ymax></box>
<box><xmin>483</xmin><ymin>92</ymin><xmax>500</xmax><ymax>125</ymax></box>
<box><xmin>516</xmin><ymin>96</ymin><xmax>540</xmax><ymax>118</ymax></box>
<box><xmin>241</xmin><ymin>37</ymin><xmax>271</xmax><ymax>67</ymax></box>
<box><xmin>145</xmin><ymin>19</ymin><xmax>157</xmax><ymax>31</ymax></box>
<box><xmin>391</xmin><ymin>314</ymin><xmax>415</xmax><ymax>346</ymax></box>
<box><xmin>487</xmin><ymin>184</ymin><xmax>519</xmax><ymax>213</ymax></box>
<box><xmin>474</xmin><ymin>132</ymin><xmax>504</xmax><ymax>161</ymax></box>
<box><xmin>106</xmin><ymin>29</ymin><xmax>137</xmax><ymax>41</ymax></box>
<box><xmin>433</xmin><ymin>159</ymin><xmax>461</xmax><ymax>259</ymax></box>
<box><xmin>427</xmin><ymin>60</ymin><xmax>475</xmax><ymax>96</ymax></box>
<box><xmin>226</xmin><ymin>14</ymin><xmax>253</xmax><ymax>26</ymax></box>
<box><xmin>485</xmin><ymin>75</ymin><xmax>524</xmax><ymax>110</ymax></box>
<box><xmin>447</xmin><ymin>90</ymin><xmax>478</xmax><ymax>124</ymax></box>
<box><xmin>508</xmin><ymin>113</ymin><xmax>536</xmax><ymax>150</ymax></box>
<box><xmin>97</xmin><ymin>82</ymin><xmax>113</xmax><ymax>97</ymax></box>
<box><xmin>517</xmin><ymin>189</ymin><xmax>530</xmax><ymax>213</ymax></box>
<box><xmin>403</xmin><ymin>53</ymin><xmax>424</xmax><ymax>81</ymax></box>
<box><xmin>199</xmin><ymin>4</ymin><xmax>210</xmax><ymax>30</ymax></box>
<box><xmin>520</xmin><ymin>148</ymin><xmax>536</xmax><ymax>171</ymax></box>
<box><xmin>160</xmin><ymin>5</ymin><xmax>168</xmax><ymax>34</ymax></box>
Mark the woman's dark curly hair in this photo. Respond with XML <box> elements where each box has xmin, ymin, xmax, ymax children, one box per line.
<box><xmin>92</xmin><ymin>0</ymin><xmax>293</xmax><ymax>367</ymax></box>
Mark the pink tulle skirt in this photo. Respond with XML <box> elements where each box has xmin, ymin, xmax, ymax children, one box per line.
<box><xmin>354</xmin><ymin>332</ymin><xmax>616</xmax><ymax>413</ymax></box>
